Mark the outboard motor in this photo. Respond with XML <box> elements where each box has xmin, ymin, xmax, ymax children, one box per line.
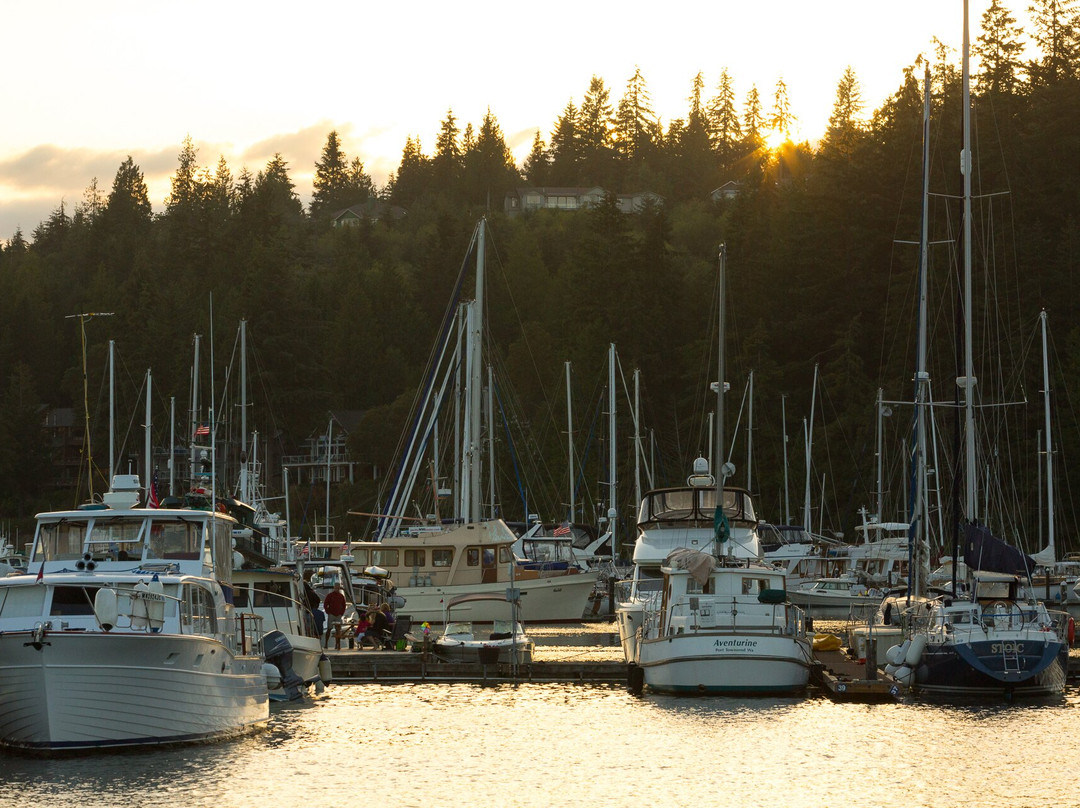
<box><xmin>262</xmin><ymin>630</ymin><xmax>304</xmax><ymax>701</ymax></box>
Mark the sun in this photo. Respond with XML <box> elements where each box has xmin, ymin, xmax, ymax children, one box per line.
<box><xmin>764</xmin><ymin>128</ymin><xmax>788</xmax><ymax>151</ymax></box>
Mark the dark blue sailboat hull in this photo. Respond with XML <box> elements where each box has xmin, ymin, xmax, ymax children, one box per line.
<box><xmin>914</xmin><ymin>638</ymin><xmax>1067</xmax><ymax>696</ymax></box>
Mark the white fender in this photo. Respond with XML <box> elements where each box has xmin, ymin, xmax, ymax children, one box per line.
<box><xmin>131</xmin><ymin>580</ymin><xmax>150</xmax><ymax>629</ymax></box>
<box><xmin>905</xmin><ymin>634</ymin><xmax>927</xmax><ymax>666</ymax></box>
<box><xmin>318</xmin><ymin>656</ymin><xmax>333</xmax><ymax>686</ymax></box>
<box><xmin>147</xmin><ymin>576</ymin><xmax>165</xmax><ymax>632</ymax></box>
<box><xmin>884</xmin><ymin>663</ymin><xmax>899</xmax><ymax>676</ymax></box>
<box><xmin>262</xmin><ymin>662</ymin><xmax>282</xmax><ymax>691</ymax></box>
<box><xmin>893</xmin><ymin>665</ymin><xmax>913</xmax><ymax>686</ymax></box>
<box><xmin>885</xmin><ymin>639</ymin><xmax>909</xmax><ymax>667</ymax></box>
<box><xmin>93</xmin><ymin>587</ymin><xmax>118</xmax><ymax>631</ymax></box>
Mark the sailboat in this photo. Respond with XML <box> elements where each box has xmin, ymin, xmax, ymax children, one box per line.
<box><xmin>894</xmin><ymin>2</ymin><xmax>1069</xmax><ymax>698</ymax></box>
<box><xmin>364</xmin><ymin>219</ymin><xmax>598</xmax><ymax>623</ymax></box>
<box><xmin>625</xmin><ymin>245</ymin><xmax>813</xmax><ymax>695</ymax></box>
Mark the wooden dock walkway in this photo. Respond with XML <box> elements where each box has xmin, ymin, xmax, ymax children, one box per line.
<box><xmin>811</xmin><ymin>649</ymin><xmax>904</xmax><ymax>701</ymax></box>
<box><xmin>324</xmin><ymin>649</ymin><xmax>627</xmax><ymax>685</ymax></box>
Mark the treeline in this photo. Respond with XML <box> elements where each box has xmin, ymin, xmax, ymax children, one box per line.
<box><xmin>2</xmin><ymin>1</ymin><xmax>1080</xmax><ymax>553</ymax></box>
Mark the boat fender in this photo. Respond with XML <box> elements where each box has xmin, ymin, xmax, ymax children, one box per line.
<box><xmin>884</xmin><ymin>663</ymin><xmax>899</xmax><ymax>677</ymax></box>
<box><xmin>904</xmin><ymin>635</ymin><xmax>927</xmax><ymax>667</ymax></box>
<box><xmin>93</xmin><ymin>586</ymin><xmax>118</xmax><ymax>631</ymax></box>
<box><xmin>627</xmin><ymin>663</ymin><xmax>645</xmax><ymax>696</ymax></box>
<box><xmin>131</xmin><ymin>580</ymin><xmax>150</xmax><ymax>629</ymax></box>
<box><xmin>318</xmin><ymin>655</ymin><xmax>333</xmax><ymax>686</ymax></box>
<box><xmin>885</xmin><ymin>640</ymin><xmax>909</xmax><ymax>667</ymax></box>
<box><xmin>893</xmin><ymin>665</ymin><xmax>913</xmax><ymax>686</ymax></box>
<box><xmin>147</xmin><ymin>574</ymin><xmax>165</xmax><ymax>632</ymax></box>
<box><xmin>1069</xmin><ymin>617</ymin><xmax>1076</xmax><ymax>647</ymax></box>
<box><xmin>262</xmin><ymin>662</ymin><xmax>282</xmax><ymax>691</ymax></box>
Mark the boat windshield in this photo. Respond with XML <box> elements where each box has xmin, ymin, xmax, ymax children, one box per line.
<box><xmin>637</xmin><ymin>488</ymin><xmax>756</xmax><ymax>526</ymax></box>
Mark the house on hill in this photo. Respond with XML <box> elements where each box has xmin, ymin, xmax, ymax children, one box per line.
<box><xmin>504</xmin><ymin>187</ymin><xmax>663</xmax><ymax>216</ymax></box>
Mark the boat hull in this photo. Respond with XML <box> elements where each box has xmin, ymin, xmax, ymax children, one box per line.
<box><xmin>398</xmin><ymin>572</ymin><xmax>598</xmax><ymax>623</ymax></box>
<box><xmin>637</xmin><ymin>632</ymin><xmax>812</xmax><ymax>695</ymax></box>
<box><xmin>0</xmin><ymin>632</ymin><xmax>268</xmax><ymax>752</ymax></box>
<box><xmin>913</xmin><ymin>638</ymin><xmax>1068</xmax><ymax>697</ymax></box>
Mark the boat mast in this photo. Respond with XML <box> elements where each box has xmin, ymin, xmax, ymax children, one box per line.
<box><xmin>190</xmin><ymin>333</ymin><xmax>201</xmax><ymax>487</ymax></box>
<box><xmin>607</xmin><ymin>342</ymin><xmax>617</xmax><ymax>553</ymax></box>
<box><xmin>144</xmin><ymin>369</ymin><xmax>152</xmax><ymax>494</ymax></box>
<box><xmin>1040</xmin><ymin>310</ymin><xmax>1055</xmax><ymax>562</ymax></box>
<box><xmin>803</xmin><ymin>363</ymin><xmax>818</xmax><ymax>530</ymax></box>
<box><xmin>910</xmin><ymin>63</ymin><xmax>933</xmax><ymax>599</ymax></box>
<box><xmin>566</xmin><ymin>361</ymin><xmax>574</xmax><ymax>523</ymax></box>
<box><xmin>240</xmin><ymin>319</ymin><xmax>249</xmax><ymax>503</ymax></box>
<box><xmin>960</xmin><ymin>0</ymin><xmax>978</xmax><ymax>523</ymax></box>
<box><xmin>467</xmin><ymin>219</ymin><xmax>486</xmax><ymax>523</ymax></box>
<box><xmin>746</xmin><ymin>369</ymin><xmax>754</xmax><ymax>491</ymax></box>
<box><xmin>715</xmin><ymin>244</ymin><xmax>728</xmax><ymax>551</ymax></box>
<box><xmin>782</xmin><ymin>394</ymin><xmax>790</xmax><ymax>523</ymax></box>
<box><xmin>109</xmin><ymin>339</ymin><xmax>115</xmax><ymax>485</ymax></box>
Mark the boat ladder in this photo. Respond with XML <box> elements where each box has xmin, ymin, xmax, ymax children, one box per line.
<box><xmin>1000</xmin><ymin>643</ymin><xmax>1021</xmax><ymax>674</ymax></box>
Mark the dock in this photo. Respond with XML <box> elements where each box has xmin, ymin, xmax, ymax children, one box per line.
<box><xmin>811</xmin><ymin>649</ymin><xmax>904</xmax><ymax>701</ymax></box>
<box><xmin>324</xmin><ymin>649</ymin><xmax>627</xmax><ymax>685</ymax></box>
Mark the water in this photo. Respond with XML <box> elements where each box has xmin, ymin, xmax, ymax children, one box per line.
<box><xmin>3</xmin><ymin>626</ymin><xmax>1080</xmax><ymax>808</ymax></box>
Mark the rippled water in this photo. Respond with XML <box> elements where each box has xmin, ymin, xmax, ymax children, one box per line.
<box><xmin>4</xmin><ymin>626</ymin><xmax>1080</xmax><ymax>808</ymax></box>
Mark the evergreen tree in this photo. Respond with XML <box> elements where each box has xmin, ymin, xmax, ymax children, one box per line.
<box><xmin>769</xmin><ymin>78</ymin><xmax>796</xmax><ymax>137</ymax></box>
<box><xmin>1028</xmin><ymin>0</ymin><xmax>1080</xmax><ymax>84</ymax></box>
<box><xmin>464</xmin><ymin>108</ymin><xmax>521</xmax><ymax>208</ymax></box>
<box><xmin>578</xmin><ymin>76</ymin><xmax>615</xmax><ymax>184</ymax></box>
<box><xmin>310</xmin><ymin>130</ymin><xmax>353</xmax><ymax>220</ymax></box>
<box><xmin>973</xmin><ymin>0</ymin><xmax>1025</xmax><ymax>94</ymax></box>
<box><xmin>389</xmin><ymin>136</ymin><xmax>430</xmax><ymax>206</ymax></box>
<box><xmin>614</xmin><ymin>66</ymin><xmax>657</xmax><ymax>161</ymax></box>
<box><xmin>432</xmin><ymin>108</ymin><xmax>463</xmax><ymax>195</ymax></box>
<box><xmin>707</xmin><ymin>68</ymin><xmax>742</xmax><ymax>165</ymax></box>
<box><xmin>821</xmin><ymin>66</ymin><xmax>865</xmax><ymax>157</ymax></box>
<box><xmin>743</xmin><ymin>85</ymin><xmax>763</xmax><ymax>148</ymax></box>
<box><xmin>549</xmin><ymin>100</ymin><xmax>580</xmax><ymax>184</ymax></box>
<box><xmin>523</xmin><ymin>130</ymin><xmax>550</xmax><ymax>185</ymax></box>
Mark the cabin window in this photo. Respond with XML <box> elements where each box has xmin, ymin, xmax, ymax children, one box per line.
<box><xmin>34</xmin><ymin>520</ymin><xmax>89</xmax><ymax>561</ymax></box>
<box><xmin>0</xmin><ymin>586</ymin><xmax>47</xmax><ymax>618</ymax></box>
<box><xmin>211</xmin><ymin>519</ymin><xmax>231</xmax><ymax>579</ymax></box>
<box><xmin>741</xmin><ymin>578</ymin><xmax>769</xmax><ymax>595</ymax></box>
<box><xmin>254</xmin><ymin>581</ymin><xmax>292</xmax><ymax>607</ymax></box>
<box><xmin>181</xmin><ymin>584</ymin><xmax>217</xmax><ymax>634</ymax></box>
<box><xmin>147</xmin><ymin>520</ymin><xmax>202</xmax><ymax>560</ymax></box>
<box><xmin>87</xmin><ymin>518</ymin><xmax>144</xmax><ymax>560</ymax></box>
<box><xmin>49</xmin><ymin>585</ymin><xmax>98</xmax><ymax>616</ymax></box>
<box><xmin>498</xmin><ymin>546</ymin><xmax>512</xmax><ymax>564</ymax></box>
<box><xmin>371</xmin><ymin>549</ymin><xmax>399</xmax><ymax>567</ymax></box>
<box><xmin>467</xmin><ymin>548</ymin><xmax>480</xmax><ymax>567</ymax></box>
<box><xmin>233</xmin><ymin>585</ymin><xmax>250</xmax><ymax>608</ymax></box>
<box><xmin>433</xmin><ymin>549</ymin><xmax>453</xmax><ymax>567</ymax></box>
<box><xmin>404</xmin><ymin>550</ymin><xmax>425</xmax><ymax>567</ymax></box>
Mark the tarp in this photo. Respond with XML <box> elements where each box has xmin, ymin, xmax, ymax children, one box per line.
<box><xmin>962</xmin><ymin>523</ymin><xmax>1035</xmax><ymax>576</ymax></box>
<box><xmin>665</xmin><ymin>547</ymin><xmax>716</xmax><ymax>586</ymax></box>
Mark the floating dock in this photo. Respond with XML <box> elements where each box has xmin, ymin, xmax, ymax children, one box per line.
<box><xmin>811</xmin><ymin>649</ymin><xmax>904</xmax><ymax>701</ymax></box>
<box><xmin>325</xmin><ymin>649</ymin><xmax>626</xmax><ymax>685</ymax></box>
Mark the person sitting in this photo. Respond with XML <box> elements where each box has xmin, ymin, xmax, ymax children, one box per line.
<box><xmin>355</xmin><ymin>611</ymin><xmax>374</xmax><ymax>649</ymax></box>
<box><xmin>371</xmin><ymin>605</ymin><xmax>390</xmax><ymax>648</ymax></box>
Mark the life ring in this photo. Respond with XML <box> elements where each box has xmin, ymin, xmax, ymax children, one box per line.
<box><xmin>216</xmin><ymin>502</ymin><xmax>228</xmax><ymax>514</ymax></box>
<box><xmin>1068</xmin><ymin>617</ymin><xmax>1075</xmax><ymax>646</ymax></box>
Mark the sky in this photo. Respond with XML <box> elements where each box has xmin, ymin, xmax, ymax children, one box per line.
<box><xmin>0</xmin><ymin>1</ymin><xmax>1030</xmax><ymax>240</ymax></box>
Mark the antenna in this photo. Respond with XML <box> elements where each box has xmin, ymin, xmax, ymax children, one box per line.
<box><xmin>65</xmin><ymin>311</ymin><xmax>114</xmax><ymax>501</ymax></box>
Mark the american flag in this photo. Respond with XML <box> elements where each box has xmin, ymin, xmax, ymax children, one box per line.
<box><xmin>147</xmin><ymin>470</ymin><xmax>160</xmax><ymax>508</ymax></box>
<box><xmin>194</xmin><ymin>423</ymin><xmax>210</xmax><ymax>437</ymax></box>
<box><xmin>553</xmin><ymin>522</ymin><xmax>572</xmax><ymax>537</ymax></box>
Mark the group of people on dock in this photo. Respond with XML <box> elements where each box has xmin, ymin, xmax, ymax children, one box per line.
<box><xmin>318</xmin><ymin>582</ymin><xmax>394</xmax><ymax>650</ymax></box>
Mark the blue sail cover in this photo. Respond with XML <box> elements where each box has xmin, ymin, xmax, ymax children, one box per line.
<box><xmin>962</xmin><ymin>523</ymin><xmax>1035</xmax><ymax>576</ymax></box>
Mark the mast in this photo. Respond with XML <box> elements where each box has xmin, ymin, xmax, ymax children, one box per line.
<box><xmin>144</xmin><ymin>369</ymin><xmax>152</xmax><ymax>492</ymax></box>
<box><xmin>109</xmin><ymin>340</ymin><xmax>115</xmax><ymax>484</ymax></box>
<box><xmin>607</xmin><ymin>342</ymin><xmax>617</xmax><ymax>551</ymax></box>
<box><xmin>910</xmin><ymin>63</ymin><xmax>933</xmax><ymax>598</ymax></box>
<box><xmin>1040</xmin><ymin>310</ymin><xmax>1055</xmax><ymax>562</ymax></box>
<box><xmin>782</xmin><ymin>394</ymin><xmax>790</xmax><ymax>523</ymax></box>
<box><xmin>803</xmin><ymin>363</ymin><xmax>818</xmax><ymax>530</ymax></box>
<box><xmin>746</xmin><ymin>370</ymin><xmax>754</xmax><ymax>491</ymax></box>
<box><xmin>468</xmin><ymin>219</ymin><xmax>486</xmax><ymax>523</ymax></box>
<box><xmin>240</xmin><ymin>319</ymin><xmax>249</xmax><ymax>502</ymax></box>
<box><xmin>633</xmin><ymin>368</ymin><xmax>643</xmax><ymax>507</ymax></box>
<box><xmin>960</xmin><ymin>0</ymin><xmax>978</xmax><ymax>521</ymax></box>
<box><xmin>487</xmin><ymin>363</ymin><xmax>495</xmax><ymax>520</ymax></box>
<box><xmin>715</xmin><ymin>244</ymin><xmax>728</xmax><ymax>549</ymax></box>
<box><xmin>566</xmin><ymin>361</ymin><xmax>574</xmax><ymax>523</ymax></box>
<box><xmin>190</xmin><ymin>333</ymin><xmax>201</xmax><ymax>486</ymax></box>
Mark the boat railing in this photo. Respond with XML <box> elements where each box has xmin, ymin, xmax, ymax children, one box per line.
<box><xmin>235</xmin><ymin>612</ymin><xmax>265</xmax><ymax>656</ymax></box>
<box><xmin>245</xmin><ymin>585</ymin><xmax>315</xmax><ymax>636</ymax></box>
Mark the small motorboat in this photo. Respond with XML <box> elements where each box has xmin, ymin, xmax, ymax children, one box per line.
<box><xmin>433</xmin><ymin>593</ymin><xmax>534</xmax><ymax>664</ymax></box>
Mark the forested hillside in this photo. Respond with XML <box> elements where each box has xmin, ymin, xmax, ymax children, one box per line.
<box><xmin>1</xmin><ymin>1</ymin><xmax>1079</xmax><ymax>555</ymax></box>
